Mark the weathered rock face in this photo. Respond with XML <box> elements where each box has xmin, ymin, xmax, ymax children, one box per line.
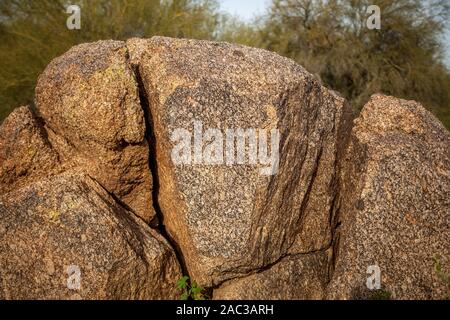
<box><xmin>0</xmin><ymin>37</ymin><xmax>449</xmax><ymax>301</ymax></box>
<box><xmin>34</xmin><ymin>41</ymin><xmax>154</xmax><ymax>223</ymax></box>
<box><xmin>0</xmin><ymin>106</ymin><xmax>61</xmax><ymax>194</ymax></box>
<box><xmin>327</xmin><ymin>95</ymin><xmax>450</xmax><ymax>300</ymax></box>
<box><xmin>213</xmin><ymin>251</ymin><xmax>329</xmax><ymax>300</ymax></box>
<box><xmin>127</xmin><ymin>37</ymin><xmax>354</xmax><ymax>287</ymax></box>
<box><xmin>0</xmin><ymin>171</ymin><xmax>182</xmax><ymax>300</ymax></box>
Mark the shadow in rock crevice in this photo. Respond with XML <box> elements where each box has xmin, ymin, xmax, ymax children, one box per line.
<box><xmin>131</xmin><ymin>61</ymin><xmax>192</xmax><ymax>283</ymax></box>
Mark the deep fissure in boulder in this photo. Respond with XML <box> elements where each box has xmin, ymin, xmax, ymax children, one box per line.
<box><xmin>131</xmin><ymin>63</ymin><xmax>192</xmax><ymax>282</ymax></box>
<box><xmin>122</xmin><ymin>37</ymin><xmax>359</xmax><ymax>297</ymax></box>
<box><xmin>1</xmin><ymin>38</ymin><xmax>446</xmax><ymax>300</ymax></box>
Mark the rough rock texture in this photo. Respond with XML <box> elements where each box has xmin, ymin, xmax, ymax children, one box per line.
<box><xmin>213</xmin><ymin>251</ymin><xmax>329</xmax><ymax>300</ymax></box>
<box><xmin>0</xmin><ymin>106</ymin><xmax>61</xmax><ymax>194</ymax></box>
<box><xmin>0</xmin><ymin>171</ymin><xmax>182</xmax><ymax>300</ymax></box>
<box><xmin>127</xmin><ymin>37</ymin><xmax>354</xmax><ymax>287</ymax></box>
<box><xmin>34</xmin><ymin>41</ymin><xmax>154</xmax><ymax>223</ymax></box>
<box><xmin>327</xmin><ymin>95</ymin><xmax>450</xmax><ymax>300</ymax></box>
<box><xmin>1</xmin><ymin>37</ymin><xmax>449</xmax><ymax>300</ymax></box>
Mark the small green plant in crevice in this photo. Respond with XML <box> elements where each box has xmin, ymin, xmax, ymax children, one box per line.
<box><xmin>369</xmin><ymin>289</ymin><xmax>392</xmax><ymax>300</ymax></box>
<box><xmin>177</xmin><ymin>276</ymin><xmax>206</xmax><ymax>300</ymax></box>
<box><xmin>433</xmin><ymin>255</ymin><xmax>450</xmax><ymax>299</ymax></box>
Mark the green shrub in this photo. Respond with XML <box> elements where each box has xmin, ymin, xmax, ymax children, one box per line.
<box><xmin>176</xmin><ymin>276</ymin><xmax>206</xmax><ymax>300</ymax></box>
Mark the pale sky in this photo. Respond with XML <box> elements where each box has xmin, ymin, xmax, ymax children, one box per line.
<box><xmin>219</xmin><ymin>0</ymin><xmax>450</xmax><ymax>67</ymax></box>
<box><xmin>220</xmin><ymin>0</ymin><xmax>269</xmax><ymax>20</ymax></box>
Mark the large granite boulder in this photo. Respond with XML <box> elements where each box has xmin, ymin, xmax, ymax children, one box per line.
<box><xmin>327</xmin><ymin>95</ymin><xmax>450</xmax><ymax>300</ymax></box>
<box><xmin>0</xmin><ymin>171</ymin><xmax>182</xmax><ymax>300</ymax></box>
<box><xmin>34</xmin><ymin>41</ymin><xmax>154</xmax><ymax>223</ymax></box>
<box><xmin>0</xmin><ymin>37</ymin><xmax>448</xmax><ymax>300</ymax></box>
<box><xmin>127</xmin><ymin>37</ymin><xmax>354</xmax><ymax>287</ymax></box>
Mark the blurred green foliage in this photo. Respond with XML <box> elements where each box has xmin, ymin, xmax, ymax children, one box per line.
<box><xmin>0</xmin><ymin>0</ymin><xmax>220</xmax><ymax>121</ymax></box>
<box><xmin>1</xmin><ymin>0</ymin><xmax>449</xmax><ymax>129</ymax></box>
<box><xmin>230</xmin><ymin>0</ymin><xmax>450</xmax><ymax>129</ymax></box>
